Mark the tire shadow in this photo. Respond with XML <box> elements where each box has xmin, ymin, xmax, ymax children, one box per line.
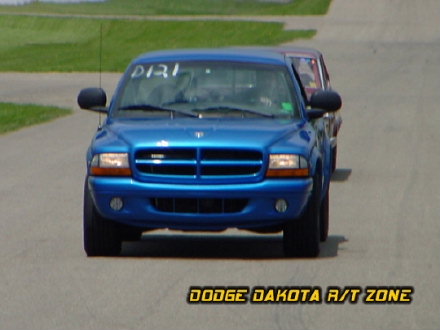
<box><xmin>119</xmin><ymin>233</ymin><xmax>348</xmax><ymax>259</ymax></box>
<box><xmin>331</xmin><ymin>168</ymin><xmax>352</xmax><ymax>182</ymax></box>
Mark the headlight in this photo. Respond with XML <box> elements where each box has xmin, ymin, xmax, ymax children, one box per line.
<box><xmin>266</xmin><ymin>154</ymin><xmax>309</xmax><ymax>177</ymax></box>
<box><xmin>90</xmin><ymin>153</ymin><xmax>132</xmax><ymax>176</ymax></box>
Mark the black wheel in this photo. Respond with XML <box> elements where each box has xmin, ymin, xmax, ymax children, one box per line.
<box><xmin>320</xmin><ymin>189</ymin><xmax>329</xmax><ymax>242</ymax></box>
<box><xmin>331</xmin><ymin>146</ymin><xmax>337</xmax><ymax>173</ymax></box>
<box><xmin>283</xmin><ymin>172</ymin><xmax>321</xmax><ymax>257</ymax></box>
<box><xmin>83</xmin><ymin>180</ymin><xmax>122</xmax><ymax>256</ymax></box>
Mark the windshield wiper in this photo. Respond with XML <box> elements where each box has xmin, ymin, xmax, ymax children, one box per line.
<box><xmin>194</xmin><ymin>106</ymin><xmax>275</xmax><ymax>118</ymax></box>
<box><xmin>119</xmin><ymin>104</ymin><xmax>198</xmax><ymax>118</ymax></box>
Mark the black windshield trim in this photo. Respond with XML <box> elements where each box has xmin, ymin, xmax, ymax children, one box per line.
<box><xmin>118</xmin><ymin>104</ymin><xmax>198</xmax><ymax>118</ymax></box>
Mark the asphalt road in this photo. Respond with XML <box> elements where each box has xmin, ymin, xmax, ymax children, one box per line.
<box><xmin>0</xmin><ymin>0</ymin><xmax>439</xmax><ymax>329</ymax></box>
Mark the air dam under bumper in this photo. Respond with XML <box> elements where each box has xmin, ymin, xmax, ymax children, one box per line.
<box><xmin>87</xmin><ymin>176</ymin><xmax>313</xmax><ymax>231</ymax></box>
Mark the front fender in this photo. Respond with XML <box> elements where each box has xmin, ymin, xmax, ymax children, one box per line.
<box><xmin>308</xmin><ymin>118</ymin><xmax>331</xmax><ymax>198</ymax></box>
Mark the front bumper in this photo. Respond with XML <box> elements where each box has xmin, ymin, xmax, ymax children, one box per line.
<box><xmin>87</xmin><ymin>176</ymin><xmax>313</xmax><ymax>231</ymax></box>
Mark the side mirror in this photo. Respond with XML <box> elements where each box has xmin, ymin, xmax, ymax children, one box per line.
<box><xmin>78</xmin><ymin>87</ymin><xmax>108</xmax><ymax>113</ymax></box>
<box><xmin>309</xmin><ymin>90</ymin><xmax>342</xmax><ymax>112</ymax></box>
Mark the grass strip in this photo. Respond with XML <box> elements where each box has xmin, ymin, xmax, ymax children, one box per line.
<box><xmin>0</xmin><ymin>15</ymin><xmax>315</xmax><ymax>72</ymax></box>
<box><xmin>0</xmin><ymin>103</ymin><xmax>72</xmax><ymax>135</ymax></box>
<box><xmin>0</xmin><ymin>0</ymin><xmax>332</xmax><ymax>16</ymax></box>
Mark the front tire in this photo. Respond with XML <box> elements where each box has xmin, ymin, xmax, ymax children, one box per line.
<box><xmin>331</xmin><ymin>146</ymin><xmax>337</xmax><ymax>173</ymax></box>
<box><xmin>283</xmin><ymin>173</ymin><xmax>321</xmax><ymax>257</ymax></box>
<box><xmin>83</xmin><ymin>181</ymin><xmax>122</xmax><ymax>257</ymax></box>
<box><xmin>320</xmin><ymin>189</ymin><xmax>329</xmax><ymax>242</ymax></box>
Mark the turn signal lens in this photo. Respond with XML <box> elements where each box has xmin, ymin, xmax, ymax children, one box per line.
<box><xmin>266</xmin><ymin>168</ymin><xmax>309</xmax><ymax>177</ymax></box>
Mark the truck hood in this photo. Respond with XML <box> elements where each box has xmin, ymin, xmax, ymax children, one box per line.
<box><xmin>95</xmin><ymin>118</ymin><xmax>312</xmax><ymax>152</ymax></box>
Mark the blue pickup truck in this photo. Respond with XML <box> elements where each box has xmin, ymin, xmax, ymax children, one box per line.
<box><xmin>78</xmin><ymin>48</ymin><xmax>341</xmax><ymax>257</ymax></box>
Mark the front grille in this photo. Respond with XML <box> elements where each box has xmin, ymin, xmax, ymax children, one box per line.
<box><xmin>135</xmin><ymin>148</ymin><xmax>262</xmax><ymax>180</ymax></box>
<box><xmin>151</xmin><ymin>198</ymin><xmax>248</xmax><ymax>214</ymax></box>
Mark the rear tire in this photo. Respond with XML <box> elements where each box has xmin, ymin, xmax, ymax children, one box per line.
<box><xmin>283</xmin><ymin>173</ymin><xmax>321</xmax><ymax>257</ymax></box>
<box><xmin>83</xmin><ymin>180</ymin><xmax>122</xmax><ymax>256</ymax></box>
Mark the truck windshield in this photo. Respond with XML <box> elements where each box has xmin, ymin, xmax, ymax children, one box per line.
<box><xmin>113</xmin><ymin>61</ymin><xmax>300</xmax><ymax>119</ymax></box>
